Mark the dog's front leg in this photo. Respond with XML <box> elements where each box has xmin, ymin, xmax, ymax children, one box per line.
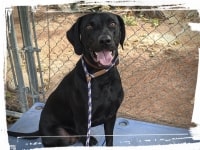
<box><xmin>104</xmin><ymin>115</ymin><xmax>117</xmax><ymax>146</ymax></box>
<box><xmin>77</xmin><ymin>126</ymin><xmax>98</xmax><ymax>146</ymax></box>
<box><xmin>73</xmin><ymin>114</ymin><xmax>98</xmax><ymax>146</ymax></box>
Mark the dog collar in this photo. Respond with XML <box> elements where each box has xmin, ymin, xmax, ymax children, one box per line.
<box><xmin>81</xmin><ymin>56</ymin><xmax>119</xmax><ymax>82</ymax></box>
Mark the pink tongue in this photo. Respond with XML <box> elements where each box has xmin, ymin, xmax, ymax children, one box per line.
<box><xmin>95</xmin><ymin>51</ymin><xmax>113</xmax><ymax>66</ymax></box>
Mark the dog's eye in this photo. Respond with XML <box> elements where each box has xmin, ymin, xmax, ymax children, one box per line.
<box><xmin>109</xmin><ymin>22</ymin><xmax>116</xmax><ymax>27</ymax></box>
<box><xmin>86</xmin><ymin>25</ymin><xmax>93</xmax><ymax>30</ymax></box>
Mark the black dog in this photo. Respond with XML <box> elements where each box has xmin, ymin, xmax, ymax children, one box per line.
<box><xmin>8</xmin><ymin>12</ymin><xmax>125</xmax><ymax>147</ymax></box>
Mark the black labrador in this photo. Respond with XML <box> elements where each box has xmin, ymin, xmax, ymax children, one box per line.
<box><xmin>8</xmin><ymin>12</ymin><xmax>125</xmax><ymax>147</ymax></box>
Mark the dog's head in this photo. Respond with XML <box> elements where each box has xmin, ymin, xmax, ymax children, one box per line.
<box><xmin>67</xmin><ymin>12</ymin><xmax>125</xmax><ymax>68</ymax></box>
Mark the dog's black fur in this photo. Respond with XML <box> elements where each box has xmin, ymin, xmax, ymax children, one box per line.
<box><xmin>8</xmin><ymin>12</ymin><xmax>125</xmax><ymax>147</ymax></box>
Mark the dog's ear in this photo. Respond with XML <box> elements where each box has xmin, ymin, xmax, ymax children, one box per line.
<box><xmin>116</xmin><ymin>15</ymin><xmax>126</xmax><ymax>49</ymax></box>
<box><xmin>66</xmin><ymin>17</ymin><xmax>83</xmax><ymax>55</ymax></box>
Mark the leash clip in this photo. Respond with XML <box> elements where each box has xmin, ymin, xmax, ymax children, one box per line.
<box><xmin>86</xmin><ymin>75</ymin><xmax>92</xmax><ymax>82</ymax></box>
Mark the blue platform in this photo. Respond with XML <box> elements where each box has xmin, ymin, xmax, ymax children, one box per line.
<box><xmin>8</xmin><ymin>103</ymin><xmax>200</xmax><ymax>149</ymax></box>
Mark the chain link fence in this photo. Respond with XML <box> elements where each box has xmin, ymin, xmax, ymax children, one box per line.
<box><xmin>6</xmin><ymin>5</ymin><xmax>200</xmax><ymax>128</ymax></box>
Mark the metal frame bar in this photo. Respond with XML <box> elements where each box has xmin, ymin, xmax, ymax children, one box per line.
<box><xmin>6</xmin><ymin>9</ymin><xmax>28</xmax><ymax>113</ymax></box>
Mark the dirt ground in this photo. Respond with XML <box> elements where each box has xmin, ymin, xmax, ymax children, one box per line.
<box><xmin>6</xmin><ymin>7</ymin><xmax>200</xmax><ymax>129</ymax></box>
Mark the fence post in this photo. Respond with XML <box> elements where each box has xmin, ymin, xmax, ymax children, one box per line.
<box><xmin>18</xmin><ymin>6</ymin><xmax>40</xmax><ymax>103</ymax></box>
<box><xmin>7</xmin><ymin>9</ymin><xmax>28</xmax><ymax>113</ymax></box>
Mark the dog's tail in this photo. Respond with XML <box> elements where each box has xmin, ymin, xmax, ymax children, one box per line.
<box><xmin>8</xmin><ymin>130</ymin><xmax>40</xmax><ymax>139</ymax></box>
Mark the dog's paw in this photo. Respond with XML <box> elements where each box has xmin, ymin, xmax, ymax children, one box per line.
<box><xmin>80</xmin><ymin>136</ymin><xmax>98</xmax><ymax>146</ymax></box>
<box><xmin>89</xmin><ymin>136</ymin><xmax>98</xmax><ymax>146</ymax></box>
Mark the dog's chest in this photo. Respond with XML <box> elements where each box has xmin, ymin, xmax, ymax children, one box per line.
<box><xmin>89</xmin><ymin>77</ymin><xmax>123</xmax><ymax>125</ymax></box>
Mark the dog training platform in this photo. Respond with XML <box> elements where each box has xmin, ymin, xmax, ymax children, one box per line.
<box><xmin>8</xmin><ymin>103</ymin><xmax>199</xmax><ymax>149</ymax></box>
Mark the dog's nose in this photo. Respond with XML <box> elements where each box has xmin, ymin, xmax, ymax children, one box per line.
<box><xmin>98</xmin><ymin>35</ymin><xmax>112</xmax><ymax>45</ymax></box>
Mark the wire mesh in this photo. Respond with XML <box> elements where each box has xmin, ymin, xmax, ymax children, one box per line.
<box><xmin>6</xmin><ymin>5</ymin><xmax>200</xmax><ymax>128</ymax></box>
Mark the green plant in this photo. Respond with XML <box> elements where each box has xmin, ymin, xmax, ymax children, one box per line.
<box><xmin>5</xmin><ymin>91</ymin><xmax>12</xmax><ymax>99</ymax></box>
<box><xmin>151</xmin><ymin>18</ymin><xmax>159</xmax><ymax>27</ymax></box>
<box><xmin>122</xmin><ymin>15</ymin><xmax>137</xmax><ymax>26</ymax></box>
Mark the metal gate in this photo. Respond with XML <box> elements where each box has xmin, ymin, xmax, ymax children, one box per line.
<box><xmin>6</xmin><ymin>6</ymin><xmax>45</xmax><ymax>116</ymax></box>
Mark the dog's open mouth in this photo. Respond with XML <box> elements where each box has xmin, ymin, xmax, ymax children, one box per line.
<box><xmin>91</xmin><ymin>50</ymin><xmax>114</xmax><ymax>67</ymax></box>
